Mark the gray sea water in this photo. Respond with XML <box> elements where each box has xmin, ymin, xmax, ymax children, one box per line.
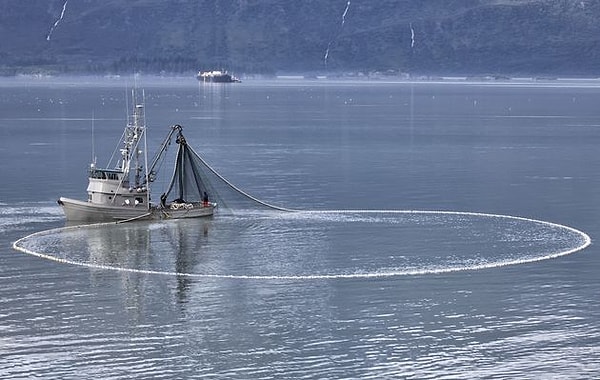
<box><xmin>1</xmin><ymin>77</ymin><xmax>599</xmax><ymax>379</ymax></box>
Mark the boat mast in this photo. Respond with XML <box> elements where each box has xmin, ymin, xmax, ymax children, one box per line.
<box><xmin>116</xmin><ymin>90</ymin><xmax>149</xmax><ymax>206</ymax></box>
<box><xmin>141</xmin><ymin>90</ymin><xmax>150</xmax><ymax>207</ymax></box>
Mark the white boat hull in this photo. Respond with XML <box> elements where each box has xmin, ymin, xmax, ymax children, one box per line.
<box><xmin>58</xmin><ymin>197</ymin><xmax>214</xmax><ymax>222</ymax></box>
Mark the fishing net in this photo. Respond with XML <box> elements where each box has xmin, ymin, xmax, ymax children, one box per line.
<box><xmin>161</xmin><ymin>129</ymin><xmax>291</xmax><ymax>215</ymax></box>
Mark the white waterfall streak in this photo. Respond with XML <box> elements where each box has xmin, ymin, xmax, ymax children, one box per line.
<box><xmin>410</xmin><ymin>23</ymin><xmax>415</xmax><ymax>48</ymax></box>
<box><xmin>46</xmin><ymin>0</ymin><xmax>69</xmax><ymax>41</ymax></box>
<box><xmin>341</xmin><ymin>1</ymin><xmax>350</xmax><ymax>27</ymax></box>
<box><xmin>324</xmin><ymin>43</ymin><xmax>331</xmax><ymax>62</ymax></box>
<box><xmin>324</xmin><ymin>1</ymin><xmax>352</xmax><ymax>66</ymax></box>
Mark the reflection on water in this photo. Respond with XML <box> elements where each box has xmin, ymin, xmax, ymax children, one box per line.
<box><xmin>78</xmin><ymin>218</ymin><xmax>213</xmax><ymax>303</ymax></box>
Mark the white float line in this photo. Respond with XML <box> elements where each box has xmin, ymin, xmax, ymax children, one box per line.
<box><xmin>11</xmin><ymin>210</ymin><xmax>592</xmax><ymax>281</ymax></box>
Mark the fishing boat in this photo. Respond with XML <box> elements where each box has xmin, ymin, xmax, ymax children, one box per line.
<box><xmin>57</xmin><ymin>93</ymin><xmax>216</xmax><ymax>223</ymax></box>
<box><xmin>196</xmin><ymin>70</ymin><xmax>241</xmax><ymax>83</ymax></box>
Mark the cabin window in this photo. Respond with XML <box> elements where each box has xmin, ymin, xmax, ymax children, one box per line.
<box><xmin>89</xmin><ymin>170</ymin><xmax>120</xmax><ymax>180</ymax></box>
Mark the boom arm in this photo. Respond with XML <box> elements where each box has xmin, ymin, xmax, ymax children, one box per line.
<box><xmin>143</xmin><ymin>124</ymin><xmax>183</xmax><ymax>185</ymax></box>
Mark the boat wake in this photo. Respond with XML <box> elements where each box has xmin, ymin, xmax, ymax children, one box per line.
<box><xmin>1</xmin><ymin>202</ymin><xmax>63</xmax><ymax>234</ymax></box>
<box><xmin>12</xmin><ymin>209</ymin><xmax>591</xmax><ymax>280</ymax></box>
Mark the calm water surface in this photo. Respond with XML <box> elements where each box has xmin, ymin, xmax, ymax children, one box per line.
<box><xmin>1</xmin><ymin>77</ymin><xmax>599</xmax><ymax>378</ymax></box>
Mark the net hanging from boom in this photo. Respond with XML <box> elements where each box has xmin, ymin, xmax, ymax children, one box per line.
<box><xmin>161</xmin><ymin>126</ymin><xmax>292</xmax><ymax>215</ymax></box>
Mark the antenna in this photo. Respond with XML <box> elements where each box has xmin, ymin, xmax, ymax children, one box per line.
<box><xmin>91</xmin><ymin>110</ymin><xmax>96</xmax><ymax>168</ymax></box>
<box><xmin>125</xmin><ymin>86</ymin><xmax>130</xmax><ymax>125</ymax></box>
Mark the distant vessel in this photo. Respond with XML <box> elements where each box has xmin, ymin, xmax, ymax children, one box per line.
<box><xmin>57</xmin><ymin>93</ymin><xmax>216</xmax><ymax>223</ymax></box>
<box><xmin>196</xmin><ymin>70</ymin><xmax>241</xmax><ymax>83</ymax></box>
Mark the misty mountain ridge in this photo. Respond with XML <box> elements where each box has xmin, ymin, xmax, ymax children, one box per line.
<box><xmin>1</xmin><ymin>0</ymin><xmax>599</xmax><ymax>77</ymax></box>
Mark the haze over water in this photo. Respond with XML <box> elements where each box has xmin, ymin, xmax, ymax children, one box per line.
<box><xmin>1</xmin><ymin>77</ymin><xmax>599</xmax><ymax>378</ymax></box>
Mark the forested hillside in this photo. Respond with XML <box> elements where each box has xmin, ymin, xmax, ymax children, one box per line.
<box><xmin>1</xmin><ymin>0</ymin><xmax>599</xmax><ymax>76</ymax></box>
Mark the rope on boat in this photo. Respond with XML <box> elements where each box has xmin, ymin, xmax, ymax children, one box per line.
<box><xmin>116</xmin><ymin>212</ymin><xmax>153</xmax><ymax>224</ymax></box>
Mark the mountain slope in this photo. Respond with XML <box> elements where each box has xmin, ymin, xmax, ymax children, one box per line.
<box><xmin>1</xmin><ymin>0</ymin><xmax>599</xmax><ymax>76</ymax></box>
